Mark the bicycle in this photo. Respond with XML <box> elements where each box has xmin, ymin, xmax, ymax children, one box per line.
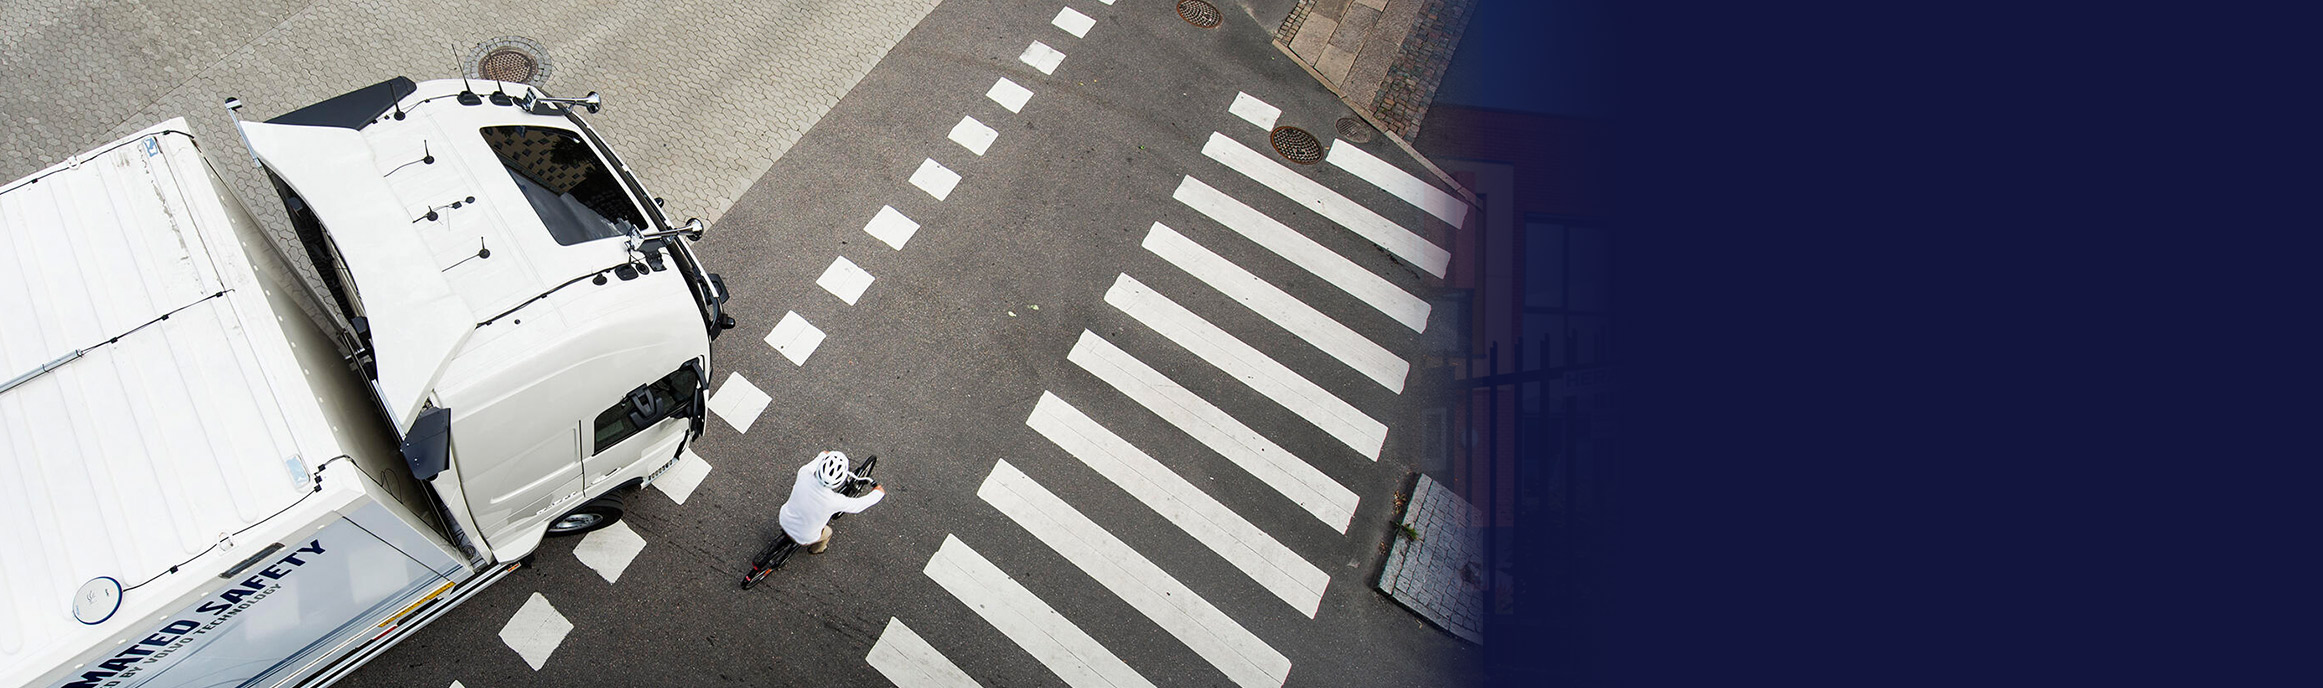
<box><xmin>740</xmin><ymin>454</ymin><xmax>879</xmax><ymax>589</ymax></box>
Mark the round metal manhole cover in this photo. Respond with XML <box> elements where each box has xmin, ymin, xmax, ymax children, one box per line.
<box><xmin>1270</xmin><ymin>126</ymin><xmax>1325</xmax><ymax>164</ymax></box>
<box><xmin>464</xmin><ymin>36</ymin><xmax>554</xmax><ymax>87</ymax></box>
<box><xmin>1336</xmin><ymin>117</ymin><xmax>1377</xmax><ymax>144</ymax></box>
<box><xmin>479</xmin><ymin>49</ymin><xmax>537</xmax><ymax>83</ymax></box>
<box><xmin>1177</xmin><ymin>0</ymin><xmax>1223</xmax><ymax>28</ymax></box>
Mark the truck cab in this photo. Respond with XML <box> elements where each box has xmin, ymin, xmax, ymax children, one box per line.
<box><xmin>238</xmin><ymin>77</ymin><xmax>735</xmax><ymax>563</ymax></box>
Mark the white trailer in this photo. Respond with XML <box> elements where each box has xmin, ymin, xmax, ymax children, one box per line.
<box><xmin>2</xmin><ymin>77</ymin><xmax>735</xmax><ymax>687</ymax></box>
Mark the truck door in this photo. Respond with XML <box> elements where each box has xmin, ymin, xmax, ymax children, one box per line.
<box><xmin>583</xmin><ymin>361</ymin><xmax>704</xmax><ymax>483</ymax></box>
<box><xmin>452</xmin><ymin>410</ymin><xmax>585</xmax><ymax>549</ymax></box>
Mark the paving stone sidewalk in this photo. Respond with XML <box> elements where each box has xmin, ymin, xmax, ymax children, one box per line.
<box><xmin>1379</xmin><ymin>473</ymin><xmax>1485</xmax><ymax>643</ymax></box>
<box><xmin>1275</xmin><ymin>0</ymin><xmax>1475</xmax><ymax>140</ymax></box>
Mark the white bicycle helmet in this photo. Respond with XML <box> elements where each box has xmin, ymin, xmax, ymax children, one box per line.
<box><xmin>812</xmin><ymin>451</ymin><xmax>852</xmax><ymax>489</ymax></box>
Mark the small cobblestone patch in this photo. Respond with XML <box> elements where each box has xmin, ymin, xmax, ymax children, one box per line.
<box><xmin>1377</xmin><ymin>474</ymin><xmax>1484</xmax><ymax>643</ymax></box>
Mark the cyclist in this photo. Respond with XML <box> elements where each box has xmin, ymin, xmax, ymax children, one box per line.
<box><xmin>778</xmin><ymin>451</ymin><xmax>885</xmax><ymax>554</ymax></box>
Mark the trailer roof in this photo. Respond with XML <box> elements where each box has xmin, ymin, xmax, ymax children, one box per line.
<box><xmin>0</xmin><ymin>120</ymin><xmax>353</xmax><ymax>683</ymax></box>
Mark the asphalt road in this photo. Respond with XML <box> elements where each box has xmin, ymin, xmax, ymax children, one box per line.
<box><xmin>340</xmin><ymin>1</ymin><xmax>1480</xmax><ymax>686</ymax></box>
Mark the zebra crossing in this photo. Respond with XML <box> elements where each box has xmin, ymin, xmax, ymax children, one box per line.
<box><xmin>856</xmin><ymin>4</ymin><xmax>1475</xmax><ymax>679</ymax></box>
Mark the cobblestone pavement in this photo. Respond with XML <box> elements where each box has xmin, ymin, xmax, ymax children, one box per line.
<box><xmin>0</xmin><ymin>0</ymin><xmax>943</xmax><ymax>228</ymax></box>
<box><xmin>1380</xmin><ymin>473</ymin><xmax>1486</xmax><ymax>642</ymax></box>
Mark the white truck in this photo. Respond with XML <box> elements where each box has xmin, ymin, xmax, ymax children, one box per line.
<box><xmin>1</xmin><ymin>77</ymin><xmax>736</xmax><ymax>687</ymax></box>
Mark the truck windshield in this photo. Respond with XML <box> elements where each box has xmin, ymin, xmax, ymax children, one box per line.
<box><xmin>480</xmin><ymin>125</ymin><xmax>646</xmax><ymax>245</ymax></box>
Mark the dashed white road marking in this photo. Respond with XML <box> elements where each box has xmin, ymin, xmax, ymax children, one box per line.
<box><xmin>1027</xmin><ymin>392</ymin><xmax>1330</xmax><ymax>617</ymax></box>
<box><xmin>987</xmin><ymin>77</ymin><xmax>1034</xmax><ymax>113</ymax></box>
<box><xmin>817</xmin><ymin>256</ymin><xmax>877</xmax><ymax>305</ymax></box>
<box><xmin>1019</xmin><ymin>41</ymin><xmax>1066</xmax><ymax>75</ymax></box>
<box><xmin>1105</xmin><ymin>274</ymin><xmax>1388</xmax><ymax>459</ymax></box>
<box><xmin>706</xmin><ymin>372</ymin><xmax>772</xmax><ymax>433</ymax></box>
<box><xmin>867</xmin><ymin>618</ymin><xmax>983</xmax><ymax>688</ymax></box>
<box><xmin>1052</xmin><ymin>7</ymin><xmax>1096</xmax><ymax>38</ymax></box>
<box><xmin>498</xmin><ymin>592</ymin><xmax>573</xmax><ymax>671</ymax></box>
<box><xmin>572</xmin><ymin>520</ymin><xmax>647</xmax><ymax>584</ymax></box>
<box><xmin>909</xmin><ymin>158</ymin><xmax>962</xmax><ymax>201</ymax></box>
<box><xmin>981</xmin><ymin>460</ymin><xmax>1294</xmax><ymax>688</ymax></box>
<box><xmin>924</xmin><ymin>535</ymin><xmax>1155</xmax><ymax>688</ymax></box>
<box><xmin>1229</xmin><ymin>92</ymin><xmax>1281</xmax><ymax>130</ymax></box>
<box><xmin>1173</xmin><ymin>175</ymin><xmax>1430</xmax><ymax>332</ymax></box>
<box><xmin>948</xmin><ymin>115</ymin><xmax>999</xmax><ymax>156</ymax></box>
<box><xmin>652</xmin><ymin>447</ymin><xmax>713</xmax><ymax>504</ymax></box>
<box><xmin>865</xmin><ymin>205</ymin><xmax>922</xmax><ymax>250</ymax></box>
<box><xmin>1144</xmin><ymin>222</ymin><xmax>1410</xmax><ymax>393</ymax></box>
<box><xmin>1201</xmin><ymin>132</ymin><xmax>1451</xmax><ymax>277</ymax></box>
<box><xmin>765</xmin><ymin>311</ymin><xmax>828</xmax><ymax>366</ymax></box>
<box><xmin>1069</xmin><ymin>330</ymin><xmax>1358</xmax><ymax>532</ymax></box>
<box><xmin>1325</xmin><ymin>140</ymin><xmax>1471</xmax><ymax>228</ymax></box>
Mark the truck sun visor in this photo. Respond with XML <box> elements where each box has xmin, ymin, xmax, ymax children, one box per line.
<box><xmin>400</xmin><ymin>406</ymin><xmax>453</xmax><ymax>481</ymax></box>
<box><xmin>239</xmin><ymin>121</ymin><xmax>475</xmax><ymax>432</ymax></box>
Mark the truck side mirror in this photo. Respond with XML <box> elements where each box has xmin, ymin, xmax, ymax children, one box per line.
<box><xmin>625</xmin><ymin>386</ymin><xmax>661</xmax><ymax>428</ymax></box>
<box><xmin>400</xmin><ymin>406</ymin><xmax>453</xmax><ymax>481</ymax></box>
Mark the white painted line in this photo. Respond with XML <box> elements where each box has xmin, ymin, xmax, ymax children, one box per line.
<box><xmin>1019</xmin><ymin>41</ymin><xmax>1066</xmax><ymax>75</ymax></box>
<box><xmin>1201</xmin><ymin>132</ymin><xmax>1451</xmax><ymax>277</ymax></box>
<box><xmin>817</xmin><ymin>256</ymin><xmax>876</xmax><ymax>305</ymax></box>
<box><xmin>1325</xmin><ymin>140</ymin><xmax>1471</xmax><ymax>228</ymax></box>
<box><xmin>909</xmin><ymin>158</ymin><xmax>962</xmax><ymax>201</ymax></box>
<box><xmin>706</xmin><ymin>372</ymin><xmax>772</xmax><ymax>433</ymax></box>
<box><xmin>1229</xmin><ymin>92</ymin><xmax>1281</xmax><ymax>130</ymax></box>
<box><xmin>867</xmin><ymin>618</ymin><xmax>983</xmax><ymax>688</ymax></box>
<box><xmin>652</xmin><ymin>447</ymin><xmax>713</xmax><ymax>505</ymax></box>
<box><xmin>864</xmin><ymin>205</ymin><xmax>921</xmax><ymax>250</ymax></box>
<box><xmin>1144</xmin><ymin>222</ymin><xmax>1410</xmax><ymax>393</ymax></box>
<box><xmin>572</xmin><ymin>520</ymin><xmax>647</xmax><ymax>584</ymax></box>
<box><xmin>1052</xmin><ymin>7</ymin><xmax>1096</xmax><ymax>38</ymax></box>
<box><xmin>1106</xmin><ymin>274</ymin><xmax>1388</xmax><ymax>459</ymax></box>
<box><xmin>1027</xmin><ymin>392</ymin><xmax>1329</xmax><ymax>616</ymax></box>
<box><xmin>981</xmin><ymin>461</ymin><xmax>1293</xmax><ymax>688</ymax></box>
<box><xmin>987</xmin><ymin>77</ymin><xmax>1034</xmax><ymax>113</ymax></box>
<box><xmin>924</xmin><ymin>535</ymin><xmax>1155</xmax><ymax>688</ymax></box>
<box><xmin>1173</xmin><ymin>176</ymin><xmax>1430</xmax><ymax>332</ymax></box>
<box><xmin>948</xmin><ymin>115</ymin><xmax>999</xmax><ymax>156</ymax></box>
<box><xmin>451</xmin><ymin>682</ymin><xmax>465</xmax><ymax>688</ymax></box>
<box><xmin>497</xmin><ymin>592</ymin><xmax>573</xmax><ymax>671</ymax></box>
<box><xmin>1069</xmin><ymin>330</ymin><xmax>1357</xmax><ymax>532</ymax></box>
<box><xmin>764</xmin><ymin>311</ymin><xmax>828</xmax><ymax>366</ymax></box>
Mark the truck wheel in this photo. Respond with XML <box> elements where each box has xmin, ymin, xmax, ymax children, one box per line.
<box><xmin>546</xmin><ymin>491</ymin><xmax>626</xmax><ymax>536</ymax></box>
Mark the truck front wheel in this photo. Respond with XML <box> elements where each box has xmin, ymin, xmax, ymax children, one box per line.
<box><xmin>546</xmin><ymin>491</ymin><xmax>627</xmax><ymax>536</ymax></box>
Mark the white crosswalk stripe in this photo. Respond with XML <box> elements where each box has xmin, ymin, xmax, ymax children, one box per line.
<box><xmin>949</xmin><ymin>115</ymin><xmax>999</xmax><ymax>156</ymax></box>
<box><xmin>817</xmin><ymin>256</ymin><xmax>876</xmax><ymax>305</ymax></box>
<box><xmin>864</xmin><ymin>205</ymin><xmax>922</xmax><ymax>250</ymax></box>
<box><xmin>571</xmin><ymin>520</ymin><xmax>647</xmax><ymax>584</ymax></box>
<box><xmin>1019</xmin><ymin>41</ymin><xmax>1066</xmax><ymax>74</ymax></box>
<box><xmin>1173</xmin><ymin>175</ymin><xmax>1430</xmax><ymax>332</ymax></box>
<box><xmin>651</xmin><ymin>447</ymin><xmax>714</xmax><ymax>504</ymax></box>
<box><xmin>867</xmin><ymin>618</ymin><xmax>984</xmax><ymax>688</ymax></box>
<box><xmin>1324</xmin><ymin>139</ymin><xmax>1471</xmax><ymax>228</ymax></box>
<box><xmin>924</xmin><ymin>535</ymin><xmax>1155</xmax><ymax>688</ymax></box>
<box><xmin>1052</xmin><ymin>7</ymin><xmax>1096</xmax><ymax>38</ymax></box>
<box><xmin>1027</xmin><ymin>391</ymin><xmax>1329</xmax><ymax>616</ymax></box>
<box><xmin>1200</xmin><ymin>132</ymin><xmax>1451</xmax><ymax>277</ymax></box>
<box><xmin>498</xmin><ymin>592</ymin><xmax>572</xmax><ymax>671</ymax></box>
<box><xmin>1105</xmin><ymin>274</ymin><xmax>1387</xmax><ymax>459</ymax></box>
<box><xmin>705</xmin><ymin>372</ymin><xmax>771</xmax><ymax>433</ymax></box>
<box><xmin>980</xmin><ymin>460</ymin><xmax>1293</xmax><ymax>688</ymax></box>
<box><xmin>987</xmin><ymin>77</ymin><xmax>1034</xmax><ymax>113</ymax></box>
<box><xmin>1143</xmin><ymin>221</ymin><xmax>1410</xmax><ymax>392</ymax></box>
<box><xmin>764</xmin><ymin>311</ymin><xmax>828</xmax><ymax>366</ymax></box>
<box><xmin>1229</xmin><ymin>92</ymin><xmax>1281</xmax><ymax>130</ymax></box>
<box><xmin>910</xmin><ymin>158</ymin><xmax>963</xmax><ymax>200</ymax></box>
<box><xmin>1068</xmin><ymin>330</ymin><xmax>1358</xmax><ymax>532</ymax></box>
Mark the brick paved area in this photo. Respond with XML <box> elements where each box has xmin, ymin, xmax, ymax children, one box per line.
<box><xmin>1272</xmin><ymin>0</ymin><xmax>1473</xmax><ymax>139</ymax></box>
<box><xmin>1379</xmin><ymin>474</ymin><xmax>1486</xmax><ymax>643</ymax></box>
<box><xmin>0</xmin><ymin>0</ymin><xmax>942</xmax><ymax>226</ymax></box>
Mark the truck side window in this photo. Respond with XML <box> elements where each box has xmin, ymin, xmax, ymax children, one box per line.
<box><xmin>480</xmin><ymin>125</ymin><xmax>648</xmax><ymax>246</ymax></box>
<box><xmin>590</xmin><ymin>362</ymin><xmax>704</xmax><ymax>454</ymax></box>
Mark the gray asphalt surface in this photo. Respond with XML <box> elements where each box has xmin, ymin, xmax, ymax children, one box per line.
<box><xmin>338</xmin><ymin>1</ymin><xmax>1481</xmax><ymax>686</ymax></box>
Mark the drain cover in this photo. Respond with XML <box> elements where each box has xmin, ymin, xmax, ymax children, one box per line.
<box><xmin>479</xmin><ymin>49</ymin><xmax>536</xmax><ymax>83</ymax></box>
<box><xmin>464</xmin><ymin>36</ymin><xmax>554</xmax><ymax>87</ymax></box>
<box><xmin>1336</xmin><ymin>117</ymin><xmax>1377</xmax><ymax>143</ymax></box>
<box><xmin>1270</xmin><ymin>126</ymin><xmax>1324</xmax><ymax>164</ymax></box>
<box><xmin>1177</xmin><ymin>0</ymin><xmax>1223</xmax><ymax>28</ymax></box>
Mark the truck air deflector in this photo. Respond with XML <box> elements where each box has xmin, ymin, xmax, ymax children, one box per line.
<box><xmin>241</xmin><ymin>121</ymin><xmax>475</xmax><ymax>432</ymax></box>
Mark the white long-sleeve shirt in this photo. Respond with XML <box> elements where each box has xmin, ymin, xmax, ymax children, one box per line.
<box><xmin>778</xmin><ymin>460</ymin><xmax>884</xmax><ymax>542</ymax></box>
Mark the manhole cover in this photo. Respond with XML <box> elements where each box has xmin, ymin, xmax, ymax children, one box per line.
<box><xmin>479</xmin><ymin>50</ymin><xmax>536</xmax><ymax>83</ymax></box>
<box><xmin>1336</xmin><ymin>117</ymin><xmax>1377</xmax><ymax>143</ymax></box>
<box><xmin>464</xmin><ymin>36</ymin><xmax>554</xmax><ymax>87</ymax></box>
<box><xmin>1271</xmin><ymin>126</ymin><xmax>1324</xmax><ymax>164</ymax></box>
<box><xmin>1177</xmin><ymin>0</ymin><xmax>1223</xmax><ymax>28</ymax></box>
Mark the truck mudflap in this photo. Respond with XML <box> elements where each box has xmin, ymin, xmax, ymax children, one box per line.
<box><xmin>42</xmin><ymin>503</ymin><xmax>464</xmax><ymax>688</ymax></box>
